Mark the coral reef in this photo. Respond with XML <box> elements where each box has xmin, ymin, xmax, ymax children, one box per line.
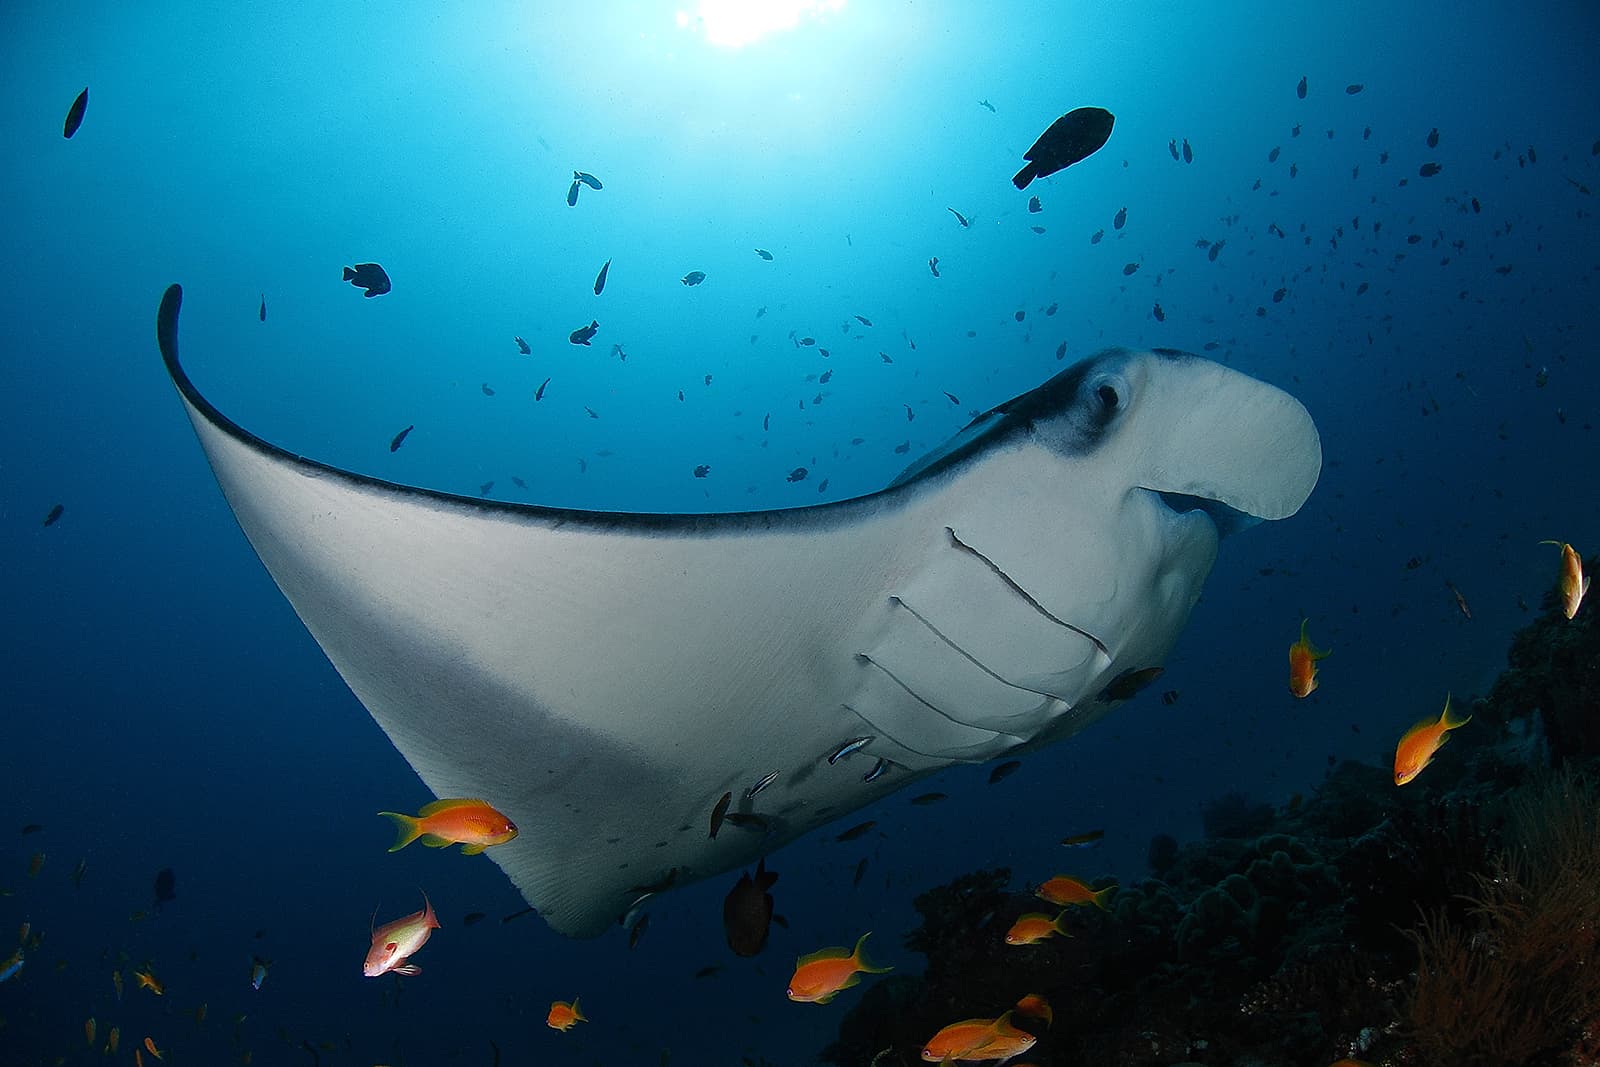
<box><xmin>822</xmin><ymin>602</ymin><xmax>1600</xmax><ymax>1067</ymax></box>
<box><xmin>1405</xmin><ymin>769</ymin><xmax>1600</xmax><ymax>1065</ymax></box>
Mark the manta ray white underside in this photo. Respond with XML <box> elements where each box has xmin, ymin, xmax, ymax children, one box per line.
<box><xmin>156</xmin><ymin>284</ymin><xmax>1321</xmax><ymax>936</ymax></box>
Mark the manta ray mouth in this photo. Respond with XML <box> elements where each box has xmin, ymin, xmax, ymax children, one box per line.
<box><xmin>1157</xmin><ymin>490</ymin><xmax>1260</xmax><ymax>538</ymax></box>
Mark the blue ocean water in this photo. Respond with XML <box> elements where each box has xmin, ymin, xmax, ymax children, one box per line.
<box><xmin>2</xmin><ymin>2</ymin><xmax>1597</xmax><ymax>1064</ymax></box>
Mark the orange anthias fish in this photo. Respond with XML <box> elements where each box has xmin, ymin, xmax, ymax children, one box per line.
<box><xmin>363</xmin><ymin>893</ymin><xmax>440</xmax><ymax>977</ymax></box>
<box><xmin>921</xmin><ymin>1017</ymin><xmax>1004</xmax><ymax>1062</ymax></box>
<box><xmin>1288</xmin><ymin>618</ymin><xmax>1331</xmax><ymax>697</ymax></box>
<box><xmin>920</xmin><ymin>1011</ymin><xmax>1038</xmax><ymax>1063</ymax></box>
<box><xmin>787</xmin><ymin>932</ymin><xmax>892</xmax><ymax>1003</ymax></box>
<box><xmin>1394</xmin><ymin>694</ymin><xmax>1471</xmax><ymax>786</ymax></box>
<box><xmin>546</xmin><ymin>998</ymin><xmax>585</xmax><ymax>1031</ymax></box>
<box><xmin>134</xmin><ymin>968</ymin><xmax>164</xmax><ymax>995</ymax></box>
<box><xmin>1035</xmin><ymin>875</ymin><xmax>1115</xmax><ymax>910</ymax></box>
<box><xmin>1013</xmin><ymin>993</ymin><xmax>1053</xmax><ymax>1028</ymax></box>
<box><xmin>378</xmin><ymin>798</ymin><xmax>518</xmax><ymax>855</ymax></box>
<box><xmin>1004</xmin><ymin>910</ymin><xmax>1070</xmax><ymax>946</ymax></box>
<box><xmin>1542</xmin><ymin>540</ymin><xmax>1590</xmax><ymax>620</ymax></box>
<box><xmin>143</xmin><ymin>1036</ymin><xmax>164</xmax><ymax>1060</ymax></box>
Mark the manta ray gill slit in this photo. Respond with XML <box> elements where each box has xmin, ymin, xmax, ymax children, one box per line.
<box><xmin>888</xmin><ymin>595</ymin><xmax>1061</xmax><ymax>699</ymax></box>
<box><xmin>853</xmin><ymin>653</ymin><xmax>967</xmax><ymax>725</ymax></box>
<box><xmin>944</xmin><ymin>527</ymin><xmax>1112</xmax><ymax>659</ymax></box>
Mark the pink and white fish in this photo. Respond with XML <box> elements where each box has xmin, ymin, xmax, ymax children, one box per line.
<box><xmin>362</xmin><ymin>893</ymin><xmax>440</xmax><ymax>977</ymax></box>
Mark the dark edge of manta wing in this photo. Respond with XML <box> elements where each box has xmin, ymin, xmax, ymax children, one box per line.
<box><xmin>156</xmin><ymin>284</ymin><xmax>948</xmax><ymax>533</ymax></box>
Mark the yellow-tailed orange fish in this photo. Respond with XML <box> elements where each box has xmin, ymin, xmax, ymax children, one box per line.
<box><xmin>363</xmin><ymin>892</ymin><xmax>440</xmax><ymax>977</ymax></box>
<box><xmin>546</xmin><ymin>997</ymin><xmax>585</xmax><ymax>1031</ymax></box>
<box><xmin>1004</xmin><ymin>910</ymin><xmax>1070</xmax><ymax>946</ymax></box>
<box><xmin>106</xmin><ymin>1025</ymin><xmax>121</xmax><ymax>1054</ymax></box>
<box><xmin>144</xmin><ymin>1036</ymin><xmax>164</xmax><ymax>1060</ymax></box>
<box><xmin>1014</xmin><ymin>993</ymin><xmax>1052</xmax><ymax>1028</ymax></box>
<box><xmin>1394</xmin><ymin>694</ymin><xmax>1471</xmax><ymax>786</ymax></box>
<box><xmin>965</xmin><ymin>1014</ymin><xmax>1038</xmax><ymax>1064</ymax></box>
<box><xmin>1288</xmin><ymin>618</ymin><xmax>1330</xmax><ymax>697</ymax></box>
<box><xmin>378</xmin><ymin>798</ymin><xmax>518</xmax><ymax>855</ymax></box>
<box><xmin>85</xmin><ymin>1017</ymin><xmax>96</xmax><ymax>1045</ymax></box>
<box><xmin>921</xmin><ymin>1016</ymin><xmax>1005</xmax><ymax>1062</ymax></box>
<box><xmin>1542</xmin><ymin>540</ymin><xmax>1590</xmax><ymax>619</ymax></box>
<box><xmin>786</xmin><ymin>932</ymin><xmax>892</xmax><ymax>1003</ymax></box>
<box><xmin>134</xmin><ymin>968</ymin><xmax>164</xmax><ymax>995</ymax></box>
<box><xmin>1035</xmin><ymin>875</ymin><xmax>1115</xmax><ymax>910</ymax></box>
<box><xmin>135</xmin><ymin>1048</ymin><xmax>144</xmax><ymax>1067</ymax></box>
<box><xmin>921</xmin><ymin>1011</ymin><xmax>1037</xmax><ymax>1063</ymax></box>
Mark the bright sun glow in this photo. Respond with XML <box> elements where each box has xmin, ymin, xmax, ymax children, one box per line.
<box><xmin>675</xmin><ymin>0</ymin><xmax>846</xmax><ymax>48</ymax></box>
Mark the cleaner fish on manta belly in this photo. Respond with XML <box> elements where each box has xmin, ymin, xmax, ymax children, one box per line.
<box><xmin>154</xmin><ymin>285</ymin><xmax>1321</xmax><ymax>937</ymax></box>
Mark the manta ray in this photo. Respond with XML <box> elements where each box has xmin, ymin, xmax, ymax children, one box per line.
<box><xmin>155</xmin><ymin>284</ymin><xmax>1320</xmax><ymax>937</ymax></box>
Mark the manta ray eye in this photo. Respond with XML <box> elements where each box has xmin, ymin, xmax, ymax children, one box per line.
<box><xmin>1097</xmin><ymin>383</ymin><xmax>1120</xmax><ymax>411</ymax></box>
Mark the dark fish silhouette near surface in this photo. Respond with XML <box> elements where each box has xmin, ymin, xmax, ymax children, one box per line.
<box><xmin>63</xmin><ymin>88</ymin><xmax>88</xmax><ymax>138</ymax></box>
<box><xmin>1418</xmin><ymin>162</ymin><xmax>1442</xmax><ymax>178</ymax></box>
<box><xmin>569</xmin><ymin>320</ymin><xmax>599</xmax><ymax>346</ymax></box>
<box><xmin>1182</xmin><ymin>138</ymin><xmax>1193</xmax><ymax>163</ymax></box>
<box><xmin>947</xmin><ymin>207</ymin><xmax>970</xmax><ymax>227</ymax></box>
<box><xmin>258</xmin><ymin>295</ymin><xmax>266</xmax><ymax>322</ymax></box>
<box><xmin>152</xmin><ymin>867</ymin><xmax>176</xmax><ymax>910</ymax></box>
<box><xmin>1027</xmin><ymin>196</ymin><xmax>1042</xmax><ymax>213</ymax></box>
<box><xmin>1297</xmin><ymin>75</ymin><xmax>1307</xmax><ymax>99</ymax></box>
<box><xmin>514</xmin><ymin>336</ymin><xmax>530</xmax><ymax>355</ymax></box>
<box><xmin>535</xmin><ymin>377</ymin><xmax>550</xmax><ymax>401</ymax></box>
<box><xmin>566</xmin><ymin>180</ymin><xmax>580</xmax><ymax>206</ymax></box>
<box><xmin>1113</xmin><ymin>206</ymin><xmax>1127</xmax><ymax>229</ymax></box>
<box><xmin>928</xmin><ymin>257</ymin><xmax>940</xmax><ymax>277</ymax></box>
<box><xmin>389</xmin><ymin>425</ymin><xmax>414</xmax><ymax>452</ymax></box>
<box><xmin>342</xmin><ymin>263</ymin><xmax>390</xmax><ymax>297</ymax></box>
<box><xmin>43</xmin><ymin>504</ymin><xmax>64</xmax><ymax>527</ymax></box>
<box><xmin>1426</xmin><ymin>127</ymin><xmax>1439</xmax><ymax>148</ymax></box>
<box><xmin>754</xmin><ymin>248</ymin><xmax>774</xmax><ymax>260</ymax></box>
<box><xmin>1012</xmin><ymin>106</ymin><xmax>1115</xmax><ymax>189</ymax></box>
<box><xmin>1345</xmin><ymin>83</ymin><xmax>1364</xmax><ymax>94</ymax></box>
<box><xmin>574</xmin><ymin>171</ymin><xmax>602</xmax><ymax>190</ymax></box>
<box><xmin>978</xmin><ymin>99</ymin><xmax>996</xmax><ymax>113</ymax></box>
<box><xmin>593</xmin><ymin>259</ymin><xmax>611</xmax><ymax>295</ymax></box>
<box><xmin>1168</xmin><ymin>139</ymin><xmax>1179</xmax><ymax>160</ymax></box>
<box><xmin>681</xmin><ymin>271</ymin><xmax>706</xmax><ymax>286</ymax></box>
<box><xmin>723</xmin><ymin>859</ymin><xmax>778</xmax><ymax>956</ymax></box>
